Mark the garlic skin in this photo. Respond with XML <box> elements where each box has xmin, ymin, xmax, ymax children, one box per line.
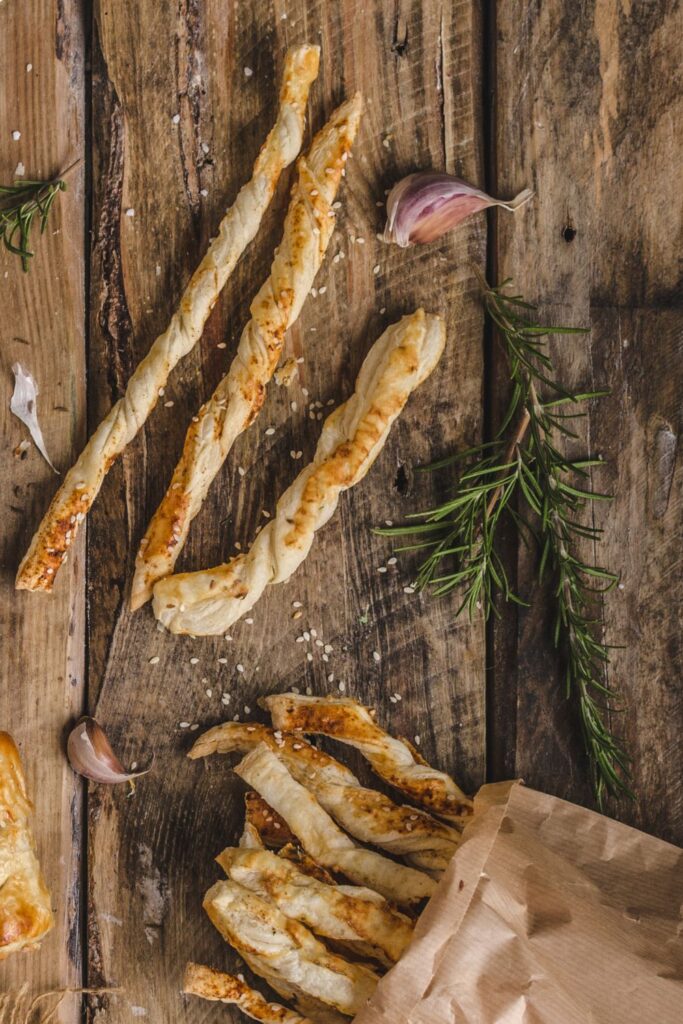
<box><xmin>10</xmin><ymin>363</ymin><xmax>59</xmax><ymax>472</ymax></box>
<box><xmin>67</xmin><ymin>717</ymin><xmax>153</xmax><ymax>785</ymax></box>
<box><xmin>383</xmin><ymin>172</ymin><xmax>533</xmax><ymax>247</ymax></box>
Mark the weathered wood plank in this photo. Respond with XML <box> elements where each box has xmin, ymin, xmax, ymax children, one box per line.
<box><xmin>491</xmin><ymin>0</ymin><xmax>682</xmax><ymax>840</ymax></box>
<box><xmin>85</xmin><ymin>0</ymin><xmax>486</xmax><ymax>1019</ymax></box>
<box><xmin>0</xmin><ymin>0</ymin><xmax>86</xmax><ymax>1016</ymax></box>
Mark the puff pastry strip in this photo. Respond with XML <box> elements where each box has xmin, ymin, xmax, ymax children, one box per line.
<box><xmin>234</xmin><ymin>744</ymin><xmax>436</xmax><ymax>905</ymax></box>
<box><xmin>16</xmin><ymin>44</ymin><xmax>320</xmax><ymax>593</ymax></box>
<box><xmin>184</xmin><ymin>962</ymin><xmax>313</xmax><ymax>1024</ymax></box>
<box><xmin>190</xmin><ymin>722</ymin><xmax>460</xmax><ymax>871</ymax></box>
<box><xmin>263</xmin><ymin>693</ymin><xmax>474</xmax><ymax>827</ymax></box>
<box><xmin>152</xmin><ymin>309</ymin><xmax>445</xmax><ymax>634</ymax></box>
<box><xmin>131</xmin><ymin>92</ymin><xmax>362</xmax><ymax>608</ymax></box>
<box><xmin>217</xmin><ymin>847</ymin><xmax>413</xmax><ymax>968</ymax></box>
<box><xmin>0</xmin><ymin>734</ymin><xmax>53</xmax><ymax>959</ymax></box>
<box><xmin>204</xmin><ymin>879</ymin><xmax>378</xmax><ymax>1018</ymax></box>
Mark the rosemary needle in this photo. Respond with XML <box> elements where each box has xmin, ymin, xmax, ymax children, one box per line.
<box><xmin>0</xmin><ymin>160</ymin><xmax>78</xmax><ymax>271</ymax></box>
<box><xmin>378</xmin><ymin>274</ymin><xmax>631</xmax><ymax>805</ymax></box>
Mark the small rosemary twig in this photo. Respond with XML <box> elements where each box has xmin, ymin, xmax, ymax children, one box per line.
<box><xmin>0</xmin><ymin>160</ymin><xmax>79</xmax><ymax>271</ymax></box>
<box><xmin>377</xmin><ymin>275</ymin><xmax>631</xmax><ymax>804</ymax></box>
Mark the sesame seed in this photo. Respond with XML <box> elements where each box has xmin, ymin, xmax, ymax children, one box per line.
<box><xmin>380</xmin><ymin>307</ymin><xmax>387</xmax><ymax>316</ymax></box>
<box><xmin>244</xmin><ymin>66</ymin><xmax>253</xmax><ymax>77</ymax></box>
<box><xmin>404</xmin><ymin>586</ymin><xmax>416</xmax><ymax>594</ymax></box>
<box><xmin>189</xmin><ymin>657</ymin><xmax>199</xmax><ymax>665</ymax></box>
<box><xmin>296</xmin><ymin>636</ymin><xmax>305</xmax><ymax>644</ymax></box>
<box><xmin>387</xmin><ymin>557</ymin><xmax>397</xmax><ymax>565</ymax></box>
<box><xmin>315</xmin><ymin>639</ymin><xmax>323</xmax><ymax>647</ymax></box>
<box><xmin>292</xmin><ymin>609</ymin><xmax>303</xmax><ymax>619</ymax></box>
<box><xmin>164</xmin><ymin>400</ymin><xmax>174</xmax><ymax>408</ymax></box>
<box><xmin>245</xmin><ymin>617</ymin><xmax>254</xmax><ymax>624</ymax></box>
<box><xmin>372</xmin><ymin>651</ymin><xmax>381</xmax><ymax>662</ymax></box>
<box><xmin>306</xmin><ymin>653</ymin><xmax>313</xmax><ymax>662</ymax></box>
<box><xmin>200</xmin><ymin>188</ymin><xmax>208</xmax><ymax>197</ymax></box>
<box><xmin>236</xmin><ymin>664</ymin><xmax>244</xmax><ymax>673</ymax></box>
<box><xmin>205</xmin><ymin>688</ymin><xmax>212</xmax><ymax>697</ymax></box>
<box><xmin>414</xmin><ymin>735</ymin><xmax>421</xmax><ymax>745</ymax></box>
<box><xmin>26</xmin><ymin>63</ymin><xmax>33</xmax><ymax>72</ymax></box>
<box><xmin>327</xmin><ymin>673</ymin><xmax>334</xmax><ymax>682</ymax></box>
<box><xmin>218</xmin><ymin>657</ymin><xmax>228</xmax><ymax>665</ymax></box>
<box><xmin>292</xmin><ymin>600</ymin><xmax>303</xmax><ymax>608</ymax></box>
<box><xmin>378</xmin><ymin>566</ymin><xmax>387</xmax><ymax>573</ymax></box>
<box><xmin>244</xmin><ymin>705</ymin><xmax>251</xmax><ymax>714</ymax></box>
<box><xmin>125</xmin><ymin>208</ymin><xmax>135</xmax><ymax>218</ymax></box>
<box><xmin>265</xmin><ymin>427</ymin><xmax>275</xmax><ymax>436</ymax></box>
<box><xmin>179</xmin><ymin>722</ymin><xmax>190</xmax><ymax>729</ymax></box>
<box><xmin>291</xmin><ymin>401</ymin><xmax>298</xmax><ymax>412</ymax></box>
<box><xmin>149</xmin><ymin>656</ymin><xmax>160</xmax><ymax>665</ymax></box>
<box><xmin>172</xmin><ymin>113</ymin><xmax>180</xmax><ymax>124</ymax></box>
<box><xmin>238</xmin><ymin>467</ymin><xmax>246</xmax><ymax>477</ymax></box>
<box><xmin>324</xmin><ymin>644</ymin><xmax>332</xmax><ymax>653</ymax></box>
<box><xmin>306</xmin><ymin>687</ymin><xmax>313</xmax><ymax>695</ymax></box>
<box><xmin>373</xmin><ymin>264</ymin><xmax>380</xmax><ymax>275</ymax></box>
<box><xmin>201</xmin><ymin>142</ymin><xmax>210</xmax><ymax>154</ymax></box>
<box><xmin>338</xmin><ymin>681</ymin><xmax>346</xmax><ymax>692</ymax></box>
<box><xmin>319</xmin><ymin>286</ymin><xmax>327</xmax><ymax>295</ymax></box>
<box><xmin>217</xmin><ymin>341</ymin><xmax>227</xmax><ymax>349</ymax></box>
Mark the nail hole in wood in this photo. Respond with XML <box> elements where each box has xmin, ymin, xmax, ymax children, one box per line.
<box><xmin>562</xmin><ymin>225</ymin><xmax>577</xmax><ymax>243</ymax></box>
<box><xmin>394</xmin><ymin>464</ymin><xmax>409</xmax><ymax>495</ymax></box>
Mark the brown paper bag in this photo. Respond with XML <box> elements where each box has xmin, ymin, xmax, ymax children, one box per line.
<box><xmin>354</xmin><ymin>781</ymin><xmax>682</xmax><ymax>1023</ymax></box>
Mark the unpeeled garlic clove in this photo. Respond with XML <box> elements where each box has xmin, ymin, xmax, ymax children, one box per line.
<box><xmin>67</xmin><ymin>717</ymin><xmax>153</xmax><ymax>784</ymax></box>
<box><xmin>383</xmin><ymin>172</ymin><xmax>533</xmax><ymax>247</ymax></box>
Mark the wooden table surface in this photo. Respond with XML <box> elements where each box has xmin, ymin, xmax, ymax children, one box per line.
<box><xmin>1</xmin><ymin>1</ymin><xmax>680</xmax><ymax>1020</ymax></box>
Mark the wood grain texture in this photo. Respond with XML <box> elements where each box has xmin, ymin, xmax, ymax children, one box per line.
<box><xmin>85</xmin><ymin>1</ymin><xmax>485</xmax><ymax>1020</ymax></box>
<box><xmin>491</xmin><ymin>0</ymin><xmax>683</xmax><ymax>841</ymax></box>
<box><xmin>0</xmin><ymin>0</ymin><xmax>85</xmax><ymax>1017</ymax></box>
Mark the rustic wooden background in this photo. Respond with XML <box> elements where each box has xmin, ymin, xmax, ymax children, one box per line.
<box><xmin>0</xmin><ymin>0</ymin><xmax>680</xmax><ymax>1020</ymax></box>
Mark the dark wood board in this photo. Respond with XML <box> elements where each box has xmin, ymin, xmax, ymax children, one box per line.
<box><xmin>0</xmin><ymin>0</ymin><xmax>679</xmax><ymax>1021</ymax></box>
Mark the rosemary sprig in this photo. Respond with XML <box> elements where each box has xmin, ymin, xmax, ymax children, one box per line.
<box><xmin>0</xmin><ymin>164</ymin><xmax>75</xmax><ymax>271</ymax></box>
<box><xmin>378</xmin><ymin>275</ymin><xmax>631</xmax><ymax>805</ymax></box>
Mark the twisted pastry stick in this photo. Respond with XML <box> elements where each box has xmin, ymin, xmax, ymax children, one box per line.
<box><xmin>234</xmin><ymin>744</ymin><xmax>436</xmax><ymax>905</ymax></box>
<box><xmin>15</xmin><ymin>44</ymin><xmax>319</xmax><ymax>593</ymax></box>
<box><xmin>190</xmin><ymin>722</ymin><xmax>461</xmax><ymax>871</ymax></box>
<box><xmin>204</xmin><ymin>879</ymin><xmax>378</xmax><ymax>1018</ymax></box>
<box><xmin>217</xmin><ymin>847</ymin><xmax>414</xmax><ymax>968</ymax></box>
<box><xmin>184</xmin><ymin>962</ymin><xmax>314</xmax><ymax>1024</ymax></box>
<box><xmin>264</xmin><ymin>693</ymin><xmax>474</xmax><ymax>827</ymax></box>
<box><xmin>131</xmin><ymin>93</ymin><xmax>362</xmax><ymax>609</ymax></box>
<box><xmin>152</xmin><ymin>309</ymin><xmax>445</xmax><ymax>634</ymax></box>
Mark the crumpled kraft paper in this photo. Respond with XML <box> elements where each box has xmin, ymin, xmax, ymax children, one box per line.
<box><xmin>354</xmin><ymin>781</ymin><xmax>682</xmax><ymax>1024</ymax></box>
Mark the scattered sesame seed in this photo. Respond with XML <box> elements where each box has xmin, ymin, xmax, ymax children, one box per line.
<box><xmin>164</xmin><ymin>400</ymin><xmax>174</xmax><ymax>408</ymax></box>
<box><xmin>238</xmin><ymin>467</ymin><xmax>246</xmax><ymax>476</ymax></box>
<box><xmin>303</xmin><ymin>631</ymin><xmax>311</xmax><ymax>641</ymax></box>
<box><xmin>292</xmin><ymin>600</ymin><xmax>303</xmax><ymax>608</ymax></box>
<box><xmin>245</xmin><ymin>617</ymin><xmax>254</xmax><ymax>624</ymax></box>
<box><xmin>322</xmin><ymin>654</ymin><xmax>329</xmax><ymax>662</ymax></box>
<box><xmin>404</xmin><ymin>585</ymin><xmax>415</xmax><ymax>594</ymax></box>
<box><xmin>217</xmin><ymin>341</ymin><xmax>227</xmax><ymax>349</ymax></box>
<box><xmin>179</xmin><ymin>722</ymin><xmax>190</xmax><ymax>729</ymax></box>
<box><xmin>149</xmin><ymin>656</ymin><xmax>160</xmax><ymax>665</ymax></box>
<box><xmin>319</xmin><ymin>285</ymin><xmax>327</xmax><ymax>295</ymax></box>
<box><xmin>387</xmin><ymin>557</ymin><xmax>397</xmax><ymax>565</ymax></box>
<box><xmin>306</xmin><ymin>653</ymin><xmax>313</xmax><ymax>662</ymax></box>
<box><xmin>296</xmin><ymin>636</ymin><xmax>305</xmax><ymax>644</ymax></box>
<box><xmin>125</xmin><ymin>208</ymin><xmax>135</xmax><ymax>217</ymax></box>
<box><xmin>26</xmin><ymin>63</ymin><xmax>33</xmax><ymax>72</ymax></box>
<box><xmin>373</xmin><ymin>264</ymin><xmax>380</xmax><ymax>275</ymax></box>
<box><xmin>291</xmin><ymin>400</ymin><xmax>298</xmax><ymax>412</ymax></box>
<box><xmin>315</xmin><ymin>639</ymin><xmax>323</xmax><ymax>648</ymax></box>
<box><xmin>378</xmin><ymin>566</ymin><xmax>387</xmax><ymax>573</ymax></box>
<box><xmin>236</xmin><ymin>664</ymin><xmax>244</xmax><ymax>673</ymax></box>
<box><xmin>338</xmin><ymin>681</ymin><xmax>346</xmax><ymax>692</ymax></box>
<box><xmin>224</xmin><ymin>635</ymin><xmax>232</xmax><ymax>641</ymax></box>
<box><xmin>292</xmin><ymin>609</ymin><xmax>303</xmax><ymax>619</ymax></box>
<box><xmin>218</xmin><ymin>657</ymin><xmax>228</xmax><ymax>665</ymax></box>
<box><xmin>200</xmin><ymin>188</ymin><xmax>208</xmax><ymax>197</ymax></box>
<box><xmin>172</xmin><ymin>113</ymin><xmax>180</xmax><ymax>124</ymax></box>
<box><xmin>205</xmin><ymin>688</ymin><xmax>212</xmax><ymax>697</ymax></box>
<box><xmin>189</xmin><ymin>657</ymin><xmax>199</xmax><ymax>665</ymax></box>
<box><xmin>380</xmin><ymin>307</ymin><xmax>387</xmax><ymax>315</ymax></box>
<box><xmin>372</xmin><ymin>651</ymin><xmax>381</xmax><ymax>662</ymax></box>
<box><xmin>385</xmin><ymin>519</ymin><xmax>393</xmax><ymax>526</ymax></box>
<box><xmin>201</xmin><ymin>142</ymin><xmax>210</xmax><ymax>154</ymax></box>
<box><xmin>265</xmin><ymin>427</ymin><xmax>275</xmax><ymax>436</ymax></box>
<box><xmin>306</xmin><ymin>686</ymin><xmax>313</xmax><ymax>695</ymax></box>
<box><xmin>327</xmin><ymin>673</ymin><xmax>334</xmax><ymax>682</ymax></box>
<box><xmin>324</xmin><ymin>644</ymin><xmax>333</xmax><ymax>654</ymax></box>
<box><xmin>244</xmin><ymin>66</ymin><xmax>253</xmax><ymax>77</ymax></box>
<box><xmin>244</xmin><ymin>705</ymin><xmax>251</xmax><ymax>714</ymax></box>
<box><xmin>15</xmin><ymin>162</ymin><xmax>25</xmax><ymax>176</ymax></box>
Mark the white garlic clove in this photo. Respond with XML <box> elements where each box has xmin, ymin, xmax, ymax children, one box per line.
<box><xmin>67</xmin><ymin>717</ymin><xmax>153</xmax><ymax>784</ymax></box>
<box><xmin>383</xmin><ymin>171</ymin><xmax>533</xmax><ymax>247</ymax></box>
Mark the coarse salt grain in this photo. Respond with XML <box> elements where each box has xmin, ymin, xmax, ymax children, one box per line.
<box><xmin>11</xmin><ymin>130</ymin><xmax>21</xmax><ymax>140</ymax></box>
